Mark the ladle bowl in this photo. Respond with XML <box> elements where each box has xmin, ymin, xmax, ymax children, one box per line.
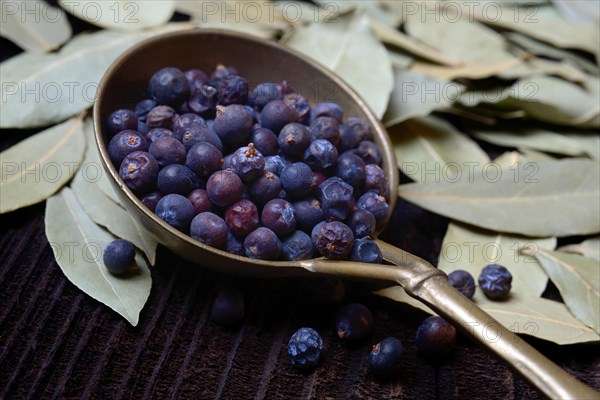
<box><xmin>93</xmin><ymin>29</ymin><xmax>597</xmax><ymax>399</ymax></box>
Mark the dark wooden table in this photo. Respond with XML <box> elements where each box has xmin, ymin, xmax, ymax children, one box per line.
<box><xmin>1</xmin><ymin>7</ymin><xmax>599</xmax><ymax>399</ymax></box>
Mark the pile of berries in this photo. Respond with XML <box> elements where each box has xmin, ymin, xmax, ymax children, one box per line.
<box><xmin>105</xmin><ymin>65</ymin><xmax>390</xmax><ymax>262</ymax></box>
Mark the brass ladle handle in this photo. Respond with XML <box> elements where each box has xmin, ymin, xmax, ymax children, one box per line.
<box><xmin>377</xmin><ymin>241</ymin><xmax>598</xmax><ymax>400</ymax></box>
<box><xmin>304</xmin><ymin>241</ymin><xmax>598</xmax><ymax>399</ymax></box>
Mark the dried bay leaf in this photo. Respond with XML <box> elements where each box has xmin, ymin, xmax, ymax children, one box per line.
<box><xmin>0</xmin><ymin>0</ymin><xmax>71</xmax><ymax>52</ymax></box>
<box><xmin>71</xmin><ymin>155</ymin><xmax>158</xmax><ymax>266</ymax></box>
<box><xmin>471</xmin><ymin>128</ymin><xmax>600</xmax><ymax>160</ymax></box>
<box><xmin>59</xmin><ymin>0</ymin><xmax>175</xmax><ymax>31</ymax></box>
<box><xmin>531</xmin><ymin>249</ymin><xmax>600</xmax><ymax>333</ymax></box>
<box><xmin>81</xmin><ymin>118</ymin><xmax>123</xmax><ymax>205</ymax></box>
<box><xmin>369</xmin><ymin>19</ymin><xmax>460</xmax><ymax>67</ymax></box>
<box><xmin>454</xmin><ymin>2</ymin><xmax>599</xmax><ymax>56</ymax></box>
<box><xmin>384</xmin><ymin>70</ymin><xmax>465</xmax><ymax>127</ymax></box>
<box><xmin>504</xmin><ymin>32</ymin><xmax>600</xmax><ymax>76</ymax></box>
<box><xmin>0</xmin><ymin>23</ymin><xmax>193</xmax><ymax>129</ymax></box>
<box><xmin>374</xmin><ymin>287</ymin><xmax>600</xmax><ymax>345</ymax></box>
<box><xmin>404</xmin><ymin>8</ymin><xmax>520</xmax><ymax>67</ymax></box>
<box><xmin>558</xmin><ymin>237</ymin><xmax>600</xmax><ymax>261</ymax></box>
<box><xmin>398</xmin><ymin>159</ymin><xmax>600</xmax><ymax>237</ymax></box>
<box><xmin>498</xmin><ymin>57</ymin><xmax>588</xmax><ymax>83</ymax></box>
<box><xmin>45</xmin><ymin>188</ymin><xmax>151</xmax><ymax>326</ymax></box>
<box><xmin>438</xmin><ymin>222</ymin><xmax>555</xmax><ymax>296</ymax></box>
<box><xmin>386</xmin><ymin>48</ymin><xmax>413</xmax><ymax>70</ymax></box>
<box><xmin>410</xmin><ymin>58</ymin><xmax>523</xmax><ymax>81</ymax></box>
<box><xmin>493</xmin><ymin>150</ymin><xmax>555</xmax><ymax>168</ymax></box>
<box><xmin>286</xmin><ymin>11</ymin><xmax>393</xmax><ymax>118</ymax></box>
<box><xmin>0</xmin><ymin>115</ymin><xmax>85</xmax><ymax>214</ymax></box>
<box><xmin>390</xmin><ymin>116</ymin><xmax>489</xmax><ymax>183</ymax></box>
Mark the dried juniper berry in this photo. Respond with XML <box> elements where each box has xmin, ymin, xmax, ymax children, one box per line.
<box><xmin>447</xmin><ymin>270</ymin><xmax>476</xmax><ymax>299</ymax></box>
<box><xmin>206</xmin><ymin>170</ymin><xmax>243</xmax><ymax>207</ymax></box>
<box><xmin>210</xmin><ymin>288</ymin><xmax>245</xmax><ymax>326</ymax></box>
<box><xmin>415</xmin><ymin>316</ymin><xmax>457</xmax><ymax>359</ymax></box>
<box><xmin>310</xmin><ymin>102</ymin><xmax>343</xmax><ymax>123</ymax></box>
<box><xmin>318</xmin><ymin>177</ymin><xmax>354</xmax><ymax>221</ymax></box>
<box><xmin>261</xmin><ymin>100</ymin><xmax>296</xmax><ymax>134</ymax></box>
<box><xmin>264</xmin><ymin>155</ymin><xmax>290</xmax><ymax>176</ymax></box>
<box><xmin>364</xmin><ymin>164</ymin><xmax>390</xmax><ymax>200</ymax></box>
<box><xmin>278</xmin><ymin>122</ymin><xmax>311</xmax><ymax>156</ymax></box>
<box><xmin>155</xmin><ymin>193</ymin><xmax>195</xmax><ymax>232</ymax></box>
<box><xmin>335</xmin><ymin>303</ymin><xmax>373</xmax><ymax>341</ymax></box>
<box><xmin>105</xmin><ymin>109</ymin><xmax>138</xmax><ymax>136</ymax></box>
<box><xmin>261</xmin><ymin>199</ymin><xmax>297</xmax><ymax>237</ymax></box>
<box><xmin>231</xmin><ymin>143</ymin><xmax>265</xmax><ymax>182</ymax></box>
<box><xmin>146</xmin><ymin>105</ymin><xmax>177</xmax><ymax>130</ymax></box>
<box><xmin>356</xmin><ymin>140</ymin><xmax>382</xmax><ymax>165</ymax></box>
<box><xmin>190</xmin><ymin>212</ymin><xmax>228</xmax><ymax>248</ymax></box>
<box><xmin>281</xmin><ymin>230</ymin><xmax>314</xmax><ymax>261</ymax></box>
<box><xmin>251</xmin><ymin>126</ymin><xmax>278</xmax><ymax>156</ymax></box>
<box><xmin>283</xmin><ymin>92</ymin><xmax>311</xmax><ymax>124</ymax></box>
<box><xmin>288</xmin><ymin>327</ymin><xmax>323</xmax><ymax>370</ymax></box>
<box><xmin>244</xmin><ymin>227</ymin><xmax>282</xmax><ymax>260</ymax></box>
<box><xmin>249</xmin><ymin>172</ymin><xmax>281</xmax><ymax>206</ymax></box>
<box><xmin>351</xmin><ymin>238</ymin><xmax>382</xmax><ymax>264</ymax></box>
<box><xmin>137</xmin><ymin>121</ymin><xmax>149</xmax><ymax>136</ymax></box>
<box><xmin>249</xmin><ymin>82</ymin><xmax>282</xmax><ymax>110</ymax></box>
<box><xmin>141</xmin><ymin>191</ymin><xmax>162</xmax><ymax>212</ymax></box>
<box><xmin>309</xmin><ymin>116</ymin><xmax>340</xmax><ymax>146</ymax></box>
<box><xmin>280</xmin><ymin>162</ymin><xmax>314</xmax><ymax>199</ymax></box>
<box><xmin>145</xmin><ymin>128</ymin><xmax>174</xmax><ymax>144</ymax></box>
<box><xmin>119</xmin><ymin>151</ymin><xmax>159</xmax><ymax>194</ymax></box>
<box><xmin>368</xmin><ymin>337</ymin><xmax>404</xmax><ymax>377</ymax></box>
<box><xmin>335</xmin><ymin>152</ymin><xmax>366</xmax><ymax>188</ymax></box>
<box><xmin>356</xmin><ymin>192</ymin><xmax>388</xmax><ymax>227</ymax></box>
<box><xmin>174</xmin><ymin>113</ymin><xmax>206</xmax><ymax>133</ymax></box>
<box><xmin>214</xmin><ymin>104</ymin><xmax>253</xmax><ymax>147</ymax></box>
<box><xmin>225</xmin><ymin>199</ymin><xmax>260</xmax><ymax>236</ymax></box>
<box><xmin>184</xmin><ymin>68</ymin><xmax>208</xmax><ymax>94</ymax></box>
<box><xmin>147</xmin><ymin>67</ymin><xmax>189</xmax><ymax>107</ymax></box>
<box><xmin>310</xmin><ymin>171</ymin><xmax>327</xmax><ymax>196</ymax></box>
<box><xmin>313</xmin><ymin>221</ymin><xmax>354</xmax><ymax>259</ymax></box>
<box><xmin>103</xmin><ymin>239</ymin><xmax>136</xmax><ymax>275</ymax></box>
<box><xmin>187</xmin><ymin>84</ymin><xmax>218</xmax><ymax>117</ymax></box>
<box><xmin>225</xmin><ymin>231</ymin><xmax>244</xmax><ymax>256</ymax></box>
<box><xmin>293</xmin><ymin>198</ymin><xmax>324</xmax><ymax>233</ymax></box>
<box><xmin>186</xmin><ymin>142</ymin><xmax>223</xmax><ymax>178</ymax></box>
<box><xmin>108</xmin><ymin>130</ymin><xmax>148</xmax><ymax>166</ymax></box>
<box><xmin>478</xmin><ymin>264</ymin><xmax>512</xmax><ymax>299</ymax></box>
<box><xmin>135</xmin><ymin>99</ymin><xmax>157</xmax><ymax>122</ymax></box>
<box><xmin>210</xmin><ymin>64</ymin><xmax>238</xmax><ymax>83</ymax></box>
<box><xmin>149</xmin><ymin>136</ymin><xmax>186</xmax><ymax>167</ymax></box>
<box><xmin>304</xmin><ymin>139</ymin><xmax>338</xmax><ymax>171</ymax></box>
<box><xmin>347</xmin><ymin>209</ymin><xmax>376</xmax><ymax>239</ymax></box>
<box><xmin>157</xmin><ymin>164</ymin><xmax>200</xmax><ymax>195</ymax></box>
<box><xmin>339</xmin><ymin>118</ymin><xmax>372</xmax><ymax>152</ymax></box>
<box><xmin>217</xmin><ymin>74</ymin><xmax>248</xmax><ymax>105</ymax></box>
<box><xmin>187</xmin><ymin>189</ymin><xmax>212</xmax><ymax>215</ymax></box>
<box><xmin>180</xmin><ymin>123</ymin><xmax>223</xmax><ymax>151</ymax></box>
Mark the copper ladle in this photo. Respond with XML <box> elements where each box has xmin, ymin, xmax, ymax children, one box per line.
<box><xmin>93</xmin><ymin>29</ymin><xmax>597</xmax><ymax>399</ymax></box>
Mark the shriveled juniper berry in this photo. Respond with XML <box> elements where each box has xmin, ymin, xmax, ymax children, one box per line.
<box><xmin>350</xmin><ymin>238</ymin><xmax>382</xmax><ymax>264</ymax></box>
<box><xmin>135</xmin><ymin>100</ymin><xmax>157</xmax><ymax>122</ymax></box>
<box><xmin>479</xmin><ymin>264</ymin><xmax>512</xmax><ymax>299</ymax></box>
<box><xmin>313</xmin><ymin>221</ymin><xmax>354</xmax><ymax>259</ymax></box>
<box><xmin>318</xmin><ymin>177</ymin><xmax>354</xmax><ymax>221</ymax></box>
<box><xmin>310</xmin><ymin>102</ymin><xmax>343</xmax><ymax>124</ymax></box>
<box><xmin>356</xmin><ymin>192</ymin><xmax>388</xmax><ymax>227</ymax></box>
<box><xmin>250</xmin><ymin>82</ymin><xmax>282</xmax><ymax>110</ymax></box>
<box><xmin>310</xmin><ymin>116</ymin><xmax>340</xmax><ymax>146</ymax></box>
<box><xmin>347</xmin><ymin>209</ymin><xmax>376</xmax><ymax>239</ymax></box>
<box><xmin>146</xmin><ymin>105</ymin><xmax>177</xmax><ymax>130</ymax></box>
<box><xmin>217</xmin><ymin>74</ymin><xmax>248</xmax><ymax>106</ymax></box>
<box><xmin>288</xmin><ymin>327</ymin><xmax>323</xmax><ymax>370</ymax></box>
<box><xmin>148</xmin><ymin>67</ymin><xmax>189</xmax><ymax>107</ymax></box>
<box><xmin>364</xmin><ymin>164</ymin><xmax>390</xmax><ymax>200</ymax></box>
<box><xmin>304</xmin><ymin>139</ymin><xmax>338</xmax><ymax>171</ymax></box>
<box><xmin>225</xmin><ymin>199</ymin><xmax>260</xmax><ymax>236</ymax></box>
<box><xmin>106</xmin><ymin>109</ymin><xmax>138</xmax><ymax>136</ymax></box>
